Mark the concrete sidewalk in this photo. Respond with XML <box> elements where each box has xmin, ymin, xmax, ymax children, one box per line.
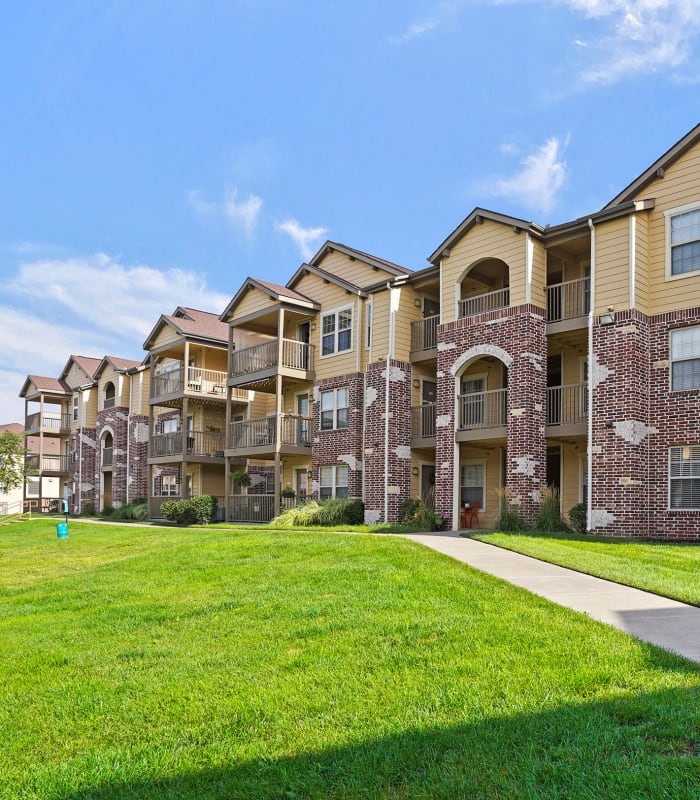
<box><xmin>404</xmin><ymin>532</ymin><xmax>700</xmax><ymax>665</ymax></box>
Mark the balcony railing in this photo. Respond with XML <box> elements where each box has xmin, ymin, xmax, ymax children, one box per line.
<box><xmin>229</xmin><ymin>339</ymin><xmax>314</xmax><ymax>379</ymax></box>
<box><xmin>459</xmin><ymin>288</ymin><xmax>510</xmax><ymax>319</ymax></box>
<box><xmin>546</xmin><ymin>277</ymin><xmax>590</xmax><ymax>323</ymax></box>
<box><xmin>228</xmin><ymin>494</ymin><xmax>276</xmax><ymax>523</ymax></box>
<box><xmin>547</xmin><ymin>384</ymin><xmax>588</xmax><ymax>425</ymax></box>
<box><xmin>102</xmin><ymin>447</ymin><xmax>113</xmax><ymax>467</ymax></box>
<box><xmin>411</xmin><ymin>404</ymin><xmax>437</xmax><ymax>441</ymax></box>
<box><xmin>103</xmin><ymin>397</ymin><xmax>116</xmax><ymax>409</ymax></box>
<box><xmin>228</xmin><ymin>414</ymin><xmax>311</xmax><ymax>451</ymax></box>
<box><xmin>150</xmin><ymin>430</ymin><xmax>226</xmax><ymax>458</ymax></box>
<box><xmin>152</xmin><ymin>366</ymin><xmax>231</xmax><ymax>399</ymax></box>
<box><xmin>26</xmin><ymin>453</ymin><xmax>69</xmax><ymax>473</ymax></box>
<box><xmin>458</xmin><ymin>389</ymin><xmax>507</xmax><ymax>430</ymax></box>
<box><xmin>410</xmin><ymin>315</ymin><xmax>439</xmax><ymax>353</ymax></box>
<box><xmin>25</xmin><ymin>412</ymin><xmax>71</xmax><ymax>432</ymax></box>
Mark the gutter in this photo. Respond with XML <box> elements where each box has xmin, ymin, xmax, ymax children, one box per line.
<box><xmin>586</xmin><ymin>218</ymin><xmax>595</xmax><ymax>532</ymax></box>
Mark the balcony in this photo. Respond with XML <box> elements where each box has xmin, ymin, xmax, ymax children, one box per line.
<box><xmin>457</xmin><ymin>389</ymin><xmax>507</xmax><ymax>440</ymax></box>
<box><xmin>546</xmin><ymin>384</ymin><xmax>588</xmax><ymax>436</ymax></box>
<box><xmin>459</xmin><ymin>288</ymin><xmax>509</xmax><ymax>319</ymax></box>
<box><xmin>411</xmin><ymin>404</ymin><xmax>436</xmax><ymax>445</ymax></box>
<box><xmin>410</xmin><ymin>315</ymin><xmax>439</xmax><ymax>360</ymax></box>
<box><xmin>546</xmin><ymin>277</ymin><xmax>590</xmax><ymax>330</ymax></box>
<box><xmin>227</xmin><ymin>414</ymin><xmax>311</xmax><ymax>456</ymax></box>
<box><xmin>228</xmin><ymin>339</ymin><xmax>314</xmax><ymax>386</ymax></box>
<box><xmin>150</xmin><ymin>430</ymin><xmax>226</xmax><ymax>460</ymax></box>
<box><xmin>26</xmin><ymin>453</ymin><xmax>69</xmax><ymax>474</ymax></box>
<box><xmin>25</xmin><ymin>412</ymin><xmax>71</xmax><ymax>434</ymax></box>
<box><xmin>151</xmin><ymin>366</ymin><xmax>233</xmax><ymax>403</ymax></box>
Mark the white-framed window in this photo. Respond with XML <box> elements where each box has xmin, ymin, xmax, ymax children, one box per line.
<box><xmin>73</xmin><ymin>394</ymin><xmax>79</xmax><ymax>422</ymax></box>
<box><xmin>365</xmin><ymin>301</ymin><xmax>372</xmax><ymax>349</ymax></box>
<box><xmin>666</xmin><ymin>202</ymin><xmax>700</xmax><ymax>279</ymax></box>
<box><xmin>160</xmin><ymin>474</ymin><xmax>178</xmax><ymax>496</ymax></box>
<box><xmin>319</xmin><ymin>464</ymin><xmax>349</xmax><ymax>499</ymax></box>
<box><xmin>321</xmin><ymin>306</ymin><xmax>353</xmax><ymax>356</ymax></box>
<box><xmin>671</xmin><ymin>326</ymin><xmax>700</xmax><ymax>391</ymax></box>
<box><xmin>460</xmin><ymin>461</ymin><xmax>485</xmax><ymax>509</ymax></box>
<box><xmin>669</xmin><ymin>446</ymin><xmax>700</xmax><ymax>509</ymax></box>
<box><xmin>320</xmin><ymin>387</ymin><xmax>349</xmax><ymax>430</ymax></box>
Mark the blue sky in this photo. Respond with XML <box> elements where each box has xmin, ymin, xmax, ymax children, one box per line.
<box><xmin>2</xmin><ymin>0</ymin><xmax>700</xmax><ymax>422</ymax></box>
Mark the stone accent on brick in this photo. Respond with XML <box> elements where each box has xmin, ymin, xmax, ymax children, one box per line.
<box><xmin>69</xmin><ymin>428</ymin><xmax>96</xmax><ymax>514</ymax></box>
<box><xmin>363</xmin><ymin>360</ymin><xmax>412</xmax><ymax>523</ymax></box>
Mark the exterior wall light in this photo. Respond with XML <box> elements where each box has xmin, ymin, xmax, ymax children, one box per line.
<box><xmin>412</xmin><ymin>467</ymin><xmax>419</xmax><ymax>476</ymax></box>
<box><xmin>599</xmin><ymin>312</ymin><xmax>616</xmax><ymax>326</ymax></box>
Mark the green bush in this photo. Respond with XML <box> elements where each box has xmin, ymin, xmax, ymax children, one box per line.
<box><xmin>110</xmin><ymin>500</ymin><xmax>148</xmax><ymax>521</ymax></box>
<box><xmin>190</xmin><ymin>495</ymin><xmax>217</xmax><ymax>525</ymax></box>
<box><xmin>270</xmin><ymin>498</ymin><xmax>364</xmax><ymax>528</ymax></box>
<box><xmin>80</xmin><ymin>502</ymin><xmax>95</xmax><ymax>517</ymax></box>
<box><xmin>532</xmin><ymin>486</ymin><xmax>567</xmax><ymax>533</ymax></box>
<box><xmin>160</xmin><ymin>499</ymin><xmax>197</xmax><ymax>525</ymax></box>
<box><xmin>568</xmin><ymin>503</ymin><xmax>587</xmax><ymax>534</ymax></box>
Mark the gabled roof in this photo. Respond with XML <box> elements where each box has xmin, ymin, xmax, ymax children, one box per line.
<box><xmin>219</xmin><ymin>277</ymin><xmax>319</xmax><ymax>322</ymax></box>
<box><xmin>143</xmin><ymin>307</ymin><xmax>229</xmax><ymax>350</ymax></box>
<box><xmin>59</xmin><ymin>355</ymin><xmax>102</xmax><ymax>383</ymax></box>
<box><xmin>93</xmin><ymin>355</ymin><xmax>144</xmax><ymax>380</ymax></box>
<box><xmin>308</xmin><ymin>240</ymin><xmax>413</xmax><ymax>276</ymax></box>
<box><xmin>287</xmin><ymin>262</ymin><xmax>371</xmax><ymax>297</ymax></box>
<box><xmin>0</xmin><ymin>422</ymin><xmax>24</xmax><ymax>435</ymax></box>
<box><xmin>605</xmin><ymin>122</ymin><xmax>700</xmax><ymax>208</ymax></box>
<box><xmin>428</xmin><ymin>208</ymin><xmax>545</xmax><ymax>266</ymax></box>
<box><xmin>19</xmin><ymin>374</ymin><xmax>71</xmax><ymax>398</ymax></box>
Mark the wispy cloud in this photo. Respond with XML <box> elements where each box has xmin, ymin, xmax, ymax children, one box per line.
<box><xmin>0</xmin><ymin>254</ymin><xmax>231</xmax><ymax>420</ymax></box>
<box><xmin>484</xmin><ymin>136</ymin><xmax>569</xmax><ymax>215</ymax></box>
<box><xmin>563</xmin><ymin>0</ymin><xmax>700</xmax><ymax>83</ymax></box>
<box><xmin>188</xmin><ymin>186</ymin><xmax>263</xmax><ymax>236</ymax></box>
<box><xmin>275</xmin><ymin>219</ymin><xmax>328</xmax><ymax>261</ymax></box>
<box><xmin>389</xmin><ymin>17</ymin><xmax>439</xmax><ymax>45</ymax></box>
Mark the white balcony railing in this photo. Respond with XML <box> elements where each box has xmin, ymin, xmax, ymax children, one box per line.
<box><xmin>229</xmin><ymin>339</ymin><xmax>314</xmax><ymax>379</ymax></box>
<box><xmin>459</xmin><ymin>288</ymin><xmax>510</xmax><ymax>319</ymax></box>
<box><xmin>546</xmin><ymin>277</ymin><xmax>590</xmax><ymax>323</ymax></box>
<box><xmin>458</xmin><ymin>389</ymin><xmax>507</xmax><ymax>430</ymax></box>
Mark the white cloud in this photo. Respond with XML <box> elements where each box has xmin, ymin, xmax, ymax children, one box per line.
<box><xmin>561</xmin><ymin>0</ymin><xmax>700</xmax><ymax>83</ymax></box>
<box><xmin>389</xmin><ymin>17</ymin><xmax>439</xmax><ymax>44</ymax></box>
<box><xmin>275</xmin><ymin>219</ymin><xmax>328</xmax><ymax>261</ymax></box>
<box><xmin>188</xmin><ymin>186</ymin><xmax>263</xmax><ymax>236</ymax></box>
<box><xmin>487</xmin><ymin>136</ymin><xmax>568</xmax><ymax>215</ymax></box>
<box><xmin>0</xmin><ymin>254</ymin><xmax>231</xmax><ymax>422</ymax></box>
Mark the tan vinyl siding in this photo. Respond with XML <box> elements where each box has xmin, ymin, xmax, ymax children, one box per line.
<box><xmin>395</xmin><ymin>288</ymin><xmax>423</xmax><ymax>362</ymax></box>
<box><xmin>457</xmin><ymin>447</ymin><xmax>502</xmax><ymax>530</ymax></box>
<box><xmin>151</xmin><ymin>324</ymin><xmax>183</xmax><ymax>351</ymax></box>
<box><xmin>629</xmin><ymin>141</ymin><xmax>700</xmax><ymax>314</ymax></box>
<box><xmin>231</xmin><ymin>286</ymin><xmax>278</xmax><ymax>321</ymax></box>
<box><xmin>317</xmin><ymin>250</ymin><xmax>396</xmax><ymax>287</ymax></box>
<box><xmin>594</xmin><ymin>217</ymin><xmax>630</xmax><ymax>315</ymax></box>
<box><xmin>368</xmin><ymin>290</ymin><xmax>391</xmax><ymax>362</ymax></box>
<box><xmin>561</xmin><ymin>444</ymin><xmax>586</xmax><ymax>514</ymax></box>
<box><xmin>633</xmin><ymin>212</ymin><xmax>649</xmax><ymax>314</ymax></box>
<box><xmin>249</xmin><ymin>392</ymin><xmax>275</xmax><ymax>419</ymax></box>
<box><xmin>562</xmin><ymin>350</ymin><xmax>586</xmax><ymax>385</ymax></box>
<box><xmin>82</xmin><ymin>387</ymin><xmax>98</xmax><ymax>427</ymax></box>
<box><xmin>441</xmin><ymin>220</ymin><xmax>528</xmax><ymax>324</ymax></box>
<box><xmin>531</xmin><ymin>239</ymin><xmax>547</xmax><ymax>309</ymax></box>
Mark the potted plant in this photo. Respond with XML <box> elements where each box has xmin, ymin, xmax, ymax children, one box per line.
<box><xmin>230</xmin><ymin>469</ymin><xmax>252</xmax><ymax>489</ymax></box>
<box><xmin>280</xmin><ymin>485</ymin><xmax>296</xmax><ymax>498</ymax></box>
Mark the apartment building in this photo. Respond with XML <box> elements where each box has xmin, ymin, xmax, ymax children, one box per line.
<box><xmin>17</xmin><ymin>124</ymin><xmax>700</xmax><ymax>538</ymax></box>
<box><xmin>20</xmin><ymin>354</ymin><xmax>149</xmax><ymax>514</ymax></box>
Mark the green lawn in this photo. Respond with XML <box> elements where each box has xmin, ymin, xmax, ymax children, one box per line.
<box><xmin>2</xmin><ymin>521</ymin><xmax>699</xmax><ymax>799</ymax></box>
<box><xmin>471</xmin><ymin>530</ymin><xmax>700</xmax><ymax>606</ymax></box>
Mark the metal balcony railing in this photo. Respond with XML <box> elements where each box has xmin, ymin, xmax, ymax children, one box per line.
<box><xmin>228</xmin><ymin>414</ymin><xmax>311</xmax><ymax>450</ymax></box>
<box><xmin>546</xmin><ymin>384</ymin><xmax>588</xmax><ymax>425</ymax></box>
<box><xmin>459</xmin><ymin>288</ymin><xmax>510</xmax><ymax>319</ymax></box>
<box><xmin>458</xmin><ymin>389</ymin><xmax>507</xmax><ymax>430</ymax></box>
<box><xmin>150</xmin><ymin>430</ymin><xmax>226</xmax><ymax>458</ymax></box>
<box><xmin>411</xmin><ymin>404</ymin><xmax>437</xmax><ymax>441</ymax></box>
<box><xmin>228</xmin><ymin>494</ymin><xmax>276</xmax><ymax>523</ymax></box>
<box><xmin>410</xmin><ymin>315</ymin><xmax>439</xmax><ymax>353</ymax></box>
<box><xmin>25</xmin><ymin>412</ymin><xmax>71</xmax><ymax>432</ymax></box>
<box><xmin>26</xmin><ymin>454</ymin><xmax>69</xmax><ymax>473</ymax></box>
<box><xmin>546</xmin><ymin>277</ymin><xmax>590</xmax><ymax>323</ymax></box>
<box><xmin>229</xmin><ymin>339</ymin><xmax>314</xmax><ymax>378</ymax></box>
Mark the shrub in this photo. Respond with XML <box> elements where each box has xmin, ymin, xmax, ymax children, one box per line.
<box><xmin>190</xmin><ymin>495</ymin><xmax>217</xmax><ymax>525</ymax></box>
<box><xmin>401</xmin><ymin>498</ymin><xmax>445</xmax><ymax>531</ymax></box>
<box><xmin>80</xmin><ymin>502</ymin><xmax>95</xmax><ymax>517</ymax></box>
<box><xmin>532</xmin><ymin>486</ymin><xmax>567</xmax><ymax>533</ymax></box>
<box><xmin>493</xmin><ymin>487</ymin><xmax>528</xmax><ymax>532</ymax></box>
<box><xmin>568</xmin><ymin>503</ymin><xmax>587</xmax><ymax>534</ymax></box>
<box><xmin>110</xmin><ymin>499</ymin><xmax>148</xmax><ymax>521</ymax></box>
<box><xmin>160</xmin><ymin>499</ymin><xmax>197</xmax><ymax>525</ymax></box>
<box><xmin>270</xmin><ymin>498</ymin><xmax>364</xmax><ymax>528</ymax></box>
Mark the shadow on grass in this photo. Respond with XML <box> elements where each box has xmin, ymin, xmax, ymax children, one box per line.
<box><xmin>57</xmin><ymin>683</ymin><xmax>700</xmax><ymax>800</ymax></box>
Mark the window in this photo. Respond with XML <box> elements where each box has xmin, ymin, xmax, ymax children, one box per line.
<box><xmin>667</xmin><ymin>204</ymin><xmax>700</xmax><ymax>277</ymax></box>
<box><xmin>320</xmin><ymin>465</ymin><xmax>348</xmax><ymax>499</ymax></box>
<box><xmin>460</xmin><ymin>462</ymin><xmax>485</xmax><ymax>508</ymax></box>
<box><xmin>669</xmin><ymin>446</ymin><xmax>700</xmax><ymax>509</ymax></box>
<box><xmin>321</xmin><ymin>306</ymin><xmax>353</xmax><ymax>356</ymax></box>
<box><xmin>73</xmin><ymin>394</ymin><xmax>79</xmax><ymax>422</ymax></box>
<box><xmin>104</xmin><ymin>381</ymin><xmax>115</xmax><ymax>409</ymax></box>
<box><xmin>158</xmin><ymin>417</ymin><xmax>179</xmax><ymax>434</ymax></box>
<box><xmin>265</xmin><ymin>472</ymin><xmax>275</xmax><ymax>495</ymax></box>
<box><xmin>671</xmin><ymin>327</ymin><xmax>700</xmax><ymax>390</ymax></box>
<box><xmin>157</xmin><ymin>474</ymin><xmax>179</xmax><ymax>497</ymax></box>
<box><xmin>320</xmin><ymin>387</ymin><xmax>349</xmax><ymax>430</ymax></box>
<box><xmin>365</xmin><ymin>301</ymin><xmax>372</xmax><ymax>349</ymax></box>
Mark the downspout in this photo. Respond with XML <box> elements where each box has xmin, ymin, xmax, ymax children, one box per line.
<box><xmin>384</xmin><ymin>282</ymin><xmax>396</xmax><ymax>522</ymax></box>
<box><xmin>586</xmin><ymin>218</ymin><xmax>596</xmax><ymax>532</ymax></box>
<box><xmin>126</xmin><ymin>373</ymin><xmax>131</xmax><ymax>504</ymax></box>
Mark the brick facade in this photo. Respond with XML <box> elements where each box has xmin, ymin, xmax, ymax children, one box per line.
<box><xmin>69</xmin><ymin>428</ymin><xmax>97</xmax><ymax>514</ymax></box>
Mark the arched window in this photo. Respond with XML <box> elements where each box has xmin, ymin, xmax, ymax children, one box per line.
<box><xmin>104</xmin><ymin>382</ymin><xmax>116</xmax><ymax>409</ymax></box>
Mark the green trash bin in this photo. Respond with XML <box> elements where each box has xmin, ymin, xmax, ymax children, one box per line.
<box><xmin>57</xmin><ymin>522</ymin><xmax>69</xmax><ymax>539</ymax></box>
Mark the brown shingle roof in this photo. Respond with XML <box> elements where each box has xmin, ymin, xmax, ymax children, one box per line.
<box><xmin>0</xmin><ymin>422</ymin><xmax>24</xmax><ymax>435</ymax></box>
<box><xmin>252</xmin><ymin>279</ymin><xmax>316</xmax><ymax>304</ymax></box>
<box><xmin>26</xmin><ymin>375</ymin><xmax>71</xmax><ymax>393</ymax></box>
<box><xmin>162</xmin><ymin>307</ymin><xmax>229</xmax><ymax>341</ymax></box>
<box><xmin>70</xmin><ymin>355</ymin><xmax>102</xmax><ymax>379</ymax></box>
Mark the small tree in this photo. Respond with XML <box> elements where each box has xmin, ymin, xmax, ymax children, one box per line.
<box><xmin>0</xmin><ymin>431</ymin><xmax>31</xmax><ymax>493</ymax></box>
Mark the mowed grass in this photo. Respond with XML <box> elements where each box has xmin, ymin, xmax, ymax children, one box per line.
<box><xmin>471</xmin><ymin>530</ymin><xmax>700</xmax><ymax>606</ymax></box>
<box><xmin>1</xmin><ymin>522</ymin><xmax>699</xmax><ymax>799</ymax></box>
